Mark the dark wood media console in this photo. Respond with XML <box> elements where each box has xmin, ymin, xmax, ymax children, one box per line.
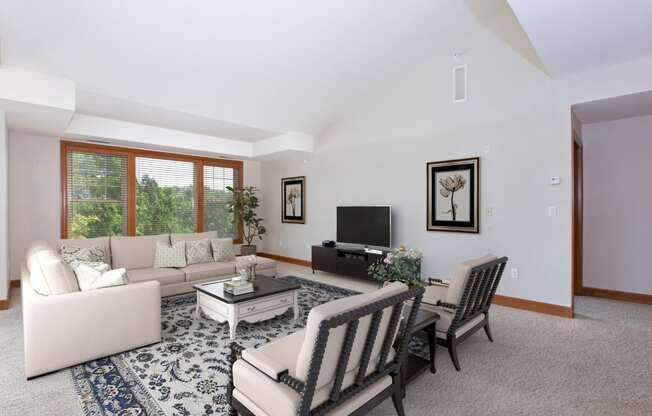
<box><xmin>311</xmin><ymin>245</ymin><xmax>389</xmax><ymax>280</ymax></box>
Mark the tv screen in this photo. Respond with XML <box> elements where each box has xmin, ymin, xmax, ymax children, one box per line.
<box><xmin>337</xmin><ymin>206</ymin><xmax>391</xmax><ymax>247</ymax></box>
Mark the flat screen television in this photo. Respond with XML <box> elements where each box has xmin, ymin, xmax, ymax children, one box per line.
<box><xmin>337</xmin><ymin>206</ymin><xmax>391</xmax><ymax>248</ymax></box>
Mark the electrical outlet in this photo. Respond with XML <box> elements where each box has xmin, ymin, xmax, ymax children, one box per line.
<box><xmin>510</xmin><ymin>268</ymin><xmax>519</xmax><ymax>279</ymax></box>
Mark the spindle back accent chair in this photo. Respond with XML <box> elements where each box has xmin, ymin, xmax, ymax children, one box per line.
<box><xmin>227</xmin><ymin>282</ymin><xmax>424</xmax><ymax>416</ymax></box>
<box><xmin>423</xmin><ymin>255</ymin><xmax>508</xmax><ymax>371</ymax></box>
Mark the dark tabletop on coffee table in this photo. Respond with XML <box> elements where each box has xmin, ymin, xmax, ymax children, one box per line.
<box><xmin>194</xmin><ymin>275</ymin><xmax>301</xmax><ymax>304</ymax></box>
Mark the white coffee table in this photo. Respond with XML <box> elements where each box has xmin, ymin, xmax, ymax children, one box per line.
<box><xmin>194</xmin><ymin>275</ymin><xmax>301</xmax><ymax>340</ymax></box>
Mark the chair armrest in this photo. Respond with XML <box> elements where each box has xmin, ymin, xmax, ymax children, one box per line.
<box><xmin>436</xmin><ymin>300</ymin><xmax>458</xmax><ymax>311</ymax></box>
<box><xmin>241</xmin><ymin>348</ymin><xmax>289</xmax><ymax>381</ymax></box>
<box><xmin>423</xmin><ymin>284</ymin><xmax>449</xmax><ymax>307</ymax></box>
<box><xmin>428</xmin><ymin>278</ymin><xmax>451</xmax><ymax>287</ymax></box>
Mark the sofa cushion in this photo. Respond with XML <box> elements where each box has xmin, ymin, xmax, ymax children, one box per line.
<box><xmin>111</xmin><ymin>234</ymin><xmax>170</xmax><ymax>270</ymax></box>
<box><xmin>212</xmin><ymin>238</ymin><xmax>236</xmax><ymax>262</ymax></box>
<box><xmin>296</xmin><ymin>281</ymin><xmax>407</xmax><ymax>390</ymax></box>
<box><xmin>60</xmin><ymin>245</ymin><xmax>107</xmax><ymax>269</ymax></box>
<box><xmin>75</xmin><ymin>264</ymin><xmax>128</xmax><ymax>291</ymax></box>
<box><xmin>186</xmin><ymin>239</ymin><xmax>213</xmax><ymax>265</ymax></box>
<box><xmin>180</xmin><ymin>261</ymin><xmax>236</xmax><ymax>282</ymax></box>
<box><xmin>446</xmin><ymin>255</ymin><xmax>497</xmax><ymax>305</ymax></box>
<box><xmin>58</xmin><ymin>237</ymin><xmax>111</xmax><ymax>264</ymax></box>
<box><xmin>154</xmin><ymin>241</ymin><xmax>187</xmax><ymax>268</ymax></box>
<box><xmin>127</xmin><ymin>267</ymin><xmax>186</xmax><ymax>285</ymax></box>
<box><xmin>170</xmin><ymin>231</ymin><xmax>218</xmax><ymax>245</ymax></box>
<box><xmin>27</xmin><ymin>241</ymin><xmax>79</xmax><ymax>296</ymax></box>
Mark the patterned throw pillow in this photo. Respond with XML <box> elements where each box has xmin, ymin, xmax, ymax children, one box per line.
<box><xmin>74</xmin><ymin>263</ymin><xmax>127</xmax><ymax>291</ymax></box>
<box><xmin>186</xmin><ymin>239</ymin><xmax>213</xmax><ymax>265</ymax></box>
<box><xmin>154</xmin><ymin>241</ymin><xmax>187</xmax><ymax>268</ymax></box>
<box><xmin>211</xmin><ymin>238</ymin><xmax>235</xmax><ymax>262</ymax></box>
<box><xmin>60</xmin><ymin>245</ymin><xmax>107</xmax><ymax>268</ymax></box>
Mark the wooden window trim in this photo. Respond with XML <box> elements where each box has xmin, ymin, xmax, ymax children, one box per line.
<box><xmin>61</xmin><ymin>140</ymin><xmax>243</xmax><ymax>242</ymax></box>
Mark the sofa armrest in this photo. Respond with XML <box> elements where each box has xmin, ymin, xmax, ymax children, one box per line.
<box><xmin>22</xmin><ymin>269</ymin><xmax>161</xmax><ymax>378</ymax></box>
<box><xmin>241</xmin><ymin>348</ymin><xmax>289</xmax><ymax>381</ymax></box>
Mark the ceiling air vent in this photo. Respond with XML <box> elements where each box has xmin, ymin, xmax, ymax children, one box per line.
<box><xmin>452</xmin><ymin>64</ymin><xmax>468</xmax><ymax>103</ymax></box>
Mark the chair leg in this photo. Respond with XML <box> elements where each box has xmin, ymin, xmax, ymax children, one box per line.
<box><xmin>483</xmin><ymin>322</ymin><xmax>494</xmax><ymax>342</ymax></box>
<box><xmin>391</xmin><ymin>390</ymin><xmax>406</xmax><ymax>416</ymax></box>
<box><xmin>448</xmin><ymin>339</ymin><xmax>461</xmax><ymax>371</ymax></box>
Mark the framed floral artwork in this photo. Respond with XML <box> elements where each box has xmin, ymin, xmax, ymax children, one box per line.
<box><xmin>427</xmin><ymin>157</ymin><xmax>479</xmax><ymax>233</ymax></box>
<box><xmin>281</xmin><ymin>176</ymin><xmax>305</xmax><ymax>224</ymax></box>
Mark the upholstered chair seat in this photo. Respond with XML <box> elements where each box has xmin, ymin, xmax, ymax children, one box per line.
<box><xmin>229</xmin><ymin>282</ymin><xmax>424</xmax><ymax>416</ymax></box>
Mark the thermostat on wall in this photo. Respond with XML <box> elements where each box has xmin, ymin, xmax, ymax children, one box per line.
<box><xmin>549</xmin><ymin>176</ymin><xmax>561</xmax><ymax>185</ymax></box>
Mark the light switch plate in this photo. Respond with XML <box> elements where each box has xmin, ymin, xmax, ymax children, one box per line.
<box><xmin>550</xmin><ymin>176</ymin><xmax>561</xmax><ymax>185</ymax></box>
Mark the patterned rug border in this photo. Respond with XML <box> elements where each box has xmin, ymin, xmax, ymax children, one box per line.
<box><xmin>72</xmin><ymin>276</ymin><xmax>363</xmax><ymax>416</ymax></box>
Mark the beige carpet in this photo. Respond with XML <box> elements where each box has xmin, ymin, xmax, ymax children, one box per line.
<box><xmin>1</xmin><ymin>265</ymin><xmax>651</xmax><ymax>415</ymax></box>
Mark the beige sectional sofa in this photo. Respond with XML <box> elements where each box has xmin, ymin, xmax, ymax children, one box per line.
<box><xmin>21</xmin><ymin>231</ymin><xmax>276</xmax><ymax>378</ymax></box>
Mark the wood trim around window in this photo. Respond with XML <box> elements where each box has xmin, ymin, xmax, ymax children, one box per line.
<box><xmin>60</xmin><ymin>140</ymin><xmax>244</xmax><ymax>240</ymax></box>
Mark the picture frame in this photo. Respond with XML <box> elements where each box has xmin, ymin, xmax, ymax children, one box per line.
<box><xmin>281</xmin><ymin>176</ymin><xmax>305</xmax><ymax>224</ymax></box>
<box><xmin>427</xmin><ymin>157</ymin><xmax>479</xmax><ymax>233</ymax></box>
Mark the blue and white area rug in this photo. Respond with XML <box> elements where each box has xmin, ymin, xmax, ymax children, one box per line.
<box><xmin>71</xmin><ymin>277</ymin><xmax>359</xmax><ymax>416</ymax></box>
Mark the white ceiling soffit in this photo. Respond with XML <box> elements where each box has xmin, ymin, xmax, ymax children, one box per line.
<box><xmin>0</xmin><ymin>67</ymin><xmax>75</xmax><ymax>135</ymax></box>
<box><xmin>572</xmin><ymin>90</ymin><xmax>652</xmax><ymax>124</ymax></box>
<box><xmin>1</xmin><ymin>0</ymin><xmax>515</xmax><ymax>135</ymax></box>
<box><xmin>65</xmin><ymin>114</ymin><xmax>314</xmax><ymax>159</ymax></box>
<box><xmin>76</xmin><ymin>91</ymin><xmax>278</xmax><ymax>142</ymax></box>
<box><xmin>507</xmin><ymin>0</ymin><xmax>652</xmax><ymax>76</ymax></box>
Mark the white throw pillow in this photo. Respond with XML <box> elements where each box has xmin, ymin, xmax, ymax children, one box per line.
<box><xmin>154</xmin><ymin>241</ymin><xmax>187</xmax><ymax>268</ymax></box>
<box><xmin>186</xmin><ymin>239</ymin><xmax>213</xmax><ymax>265</ymax></box>
<box><xmin>74</xmin><ymin>263</ymin><xmax>128</xmax><ymax>291</ymax></box>
<box><xmin>211</xmin><ymin>238</ymin><xmax>235</xmax><ymax>262</ymax></box>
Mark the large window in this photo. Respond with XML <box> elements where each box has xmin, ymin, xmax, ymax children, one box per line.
<box><xmin>65</xmin><ymin>150</ymin><xmax>128</xmax><ymax>238</ymax></box>
<box><xmin>203</xmin><ymin>164</ymin><xmax>240</xmax><ymax>238</ymax></box>
<box><xmin>62</xmin><ymin>142</ymin><xmax>242</xmax><ymax>240</ymax></box>
<box><xmin>136</xmin><ymin>157</ymin><xmax>196</xmax><ymax>236</ymax></box>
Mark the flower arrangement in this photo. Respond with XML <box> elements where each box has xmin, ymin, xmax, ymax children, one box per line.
<box><xmin>368</xmin><ymin>246</ymin><xmax>423</xmax><ymax>287</ymax></box>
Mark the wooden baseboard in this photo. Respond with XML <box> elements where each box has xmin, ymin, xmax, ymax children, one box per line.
<box><xmin>257</xmin><ymin>252</ymin><xmax>312</xmax><ymax>268</ymax></box>
<box><xmin>493</xmin><ymin>294</ymin><xmax>573</xmax><ymax>318</ymax></box>
<box><xmin>580</xmin><ymin>286</ymin><xmax>652</xmax><ymax>305</ymax></box>
<box><xmin>10</xmin><ymin>280</ymin><xmax>20</xmax><ymax>289</ymax></box>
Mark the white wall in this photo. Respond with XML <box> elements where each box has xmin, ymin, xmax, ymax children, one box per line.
<box><xmin>583</xmin><ymin>115</ymin><xmax>652</xmax><ymax>295</ymax></box>
<box><xmin>260</xmin><ymin>13</ymin><xmax>574</xmax><ymax>307</ymax></box>
<box><xmin>8</xmin><ymin>133</ymin><xmax>61</xmax><ymax>280</ymax></box>
<box><xmin>0</xmin><ymin>112</ymin><xmax>8</xmax><ymax>300</ymax></box>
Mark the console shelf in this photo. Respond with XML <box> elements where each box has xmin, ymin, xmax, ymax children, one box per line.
<box><xmin>311</xmin><ymin>245</ymin><xmax>389</xmax><ymax>280</ymax></box>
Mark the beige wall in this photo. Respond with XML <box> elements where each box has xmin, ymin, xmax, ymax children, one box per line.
<box><xmin>8</xmin><ymin>133</ymin><xmax>61</xmax><ymax>280</ymax></box>
<box><xmin>583</xmin><ymin>115</ymin><xmax>652</xmax><ymax>295</ymax></box>
<box><xmin>0</xmin><ymin>112</ymin><xmax>8</xmax><ymax>300</ymax></box>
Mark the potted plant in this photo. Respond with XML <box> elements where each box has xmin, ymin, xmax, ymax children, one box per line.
<box><xmin>226</xmin><ymin>186</ymin><xmax>266</xmax><ymax>255</ymax></box>
<box><xmin>368</xmin><ymin>246</ymin><xmax>423</xmax><ymax>287</ymax></box>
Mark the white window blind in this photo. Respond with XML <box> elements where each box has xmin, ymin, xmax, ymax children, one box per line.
<box><xmin>203</xmin><ymin>164</ymin><xmax>239</xmax><ymax>238</ymax></box>
<box><xmin>136</xmin><ymin>157</ymin><xmax>196</xmax><ymax>235</ymax></box>
<box><xmin>66</xmin><ymin>150</ymin><xmax>128</xmax><ymax>238</ymax></box>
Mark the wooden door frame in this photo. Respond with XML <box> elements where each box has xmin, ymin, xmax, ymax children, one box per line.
<box><xmin>571</xmin><ymin>132</ymin><xmax>584</xmax><ymax>304</ymax></box>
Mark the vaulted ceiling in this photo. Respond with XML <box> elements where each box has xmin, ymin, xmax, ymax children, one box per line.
<box><xmin>0</xmin><ymin>0</ymin><xmax>512</xmax><ymax>138</ymax></box>
<box><xmin>507</xmin><ymin>0</ymin><xmax>652</xmax><ymax>77</ymax></box>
